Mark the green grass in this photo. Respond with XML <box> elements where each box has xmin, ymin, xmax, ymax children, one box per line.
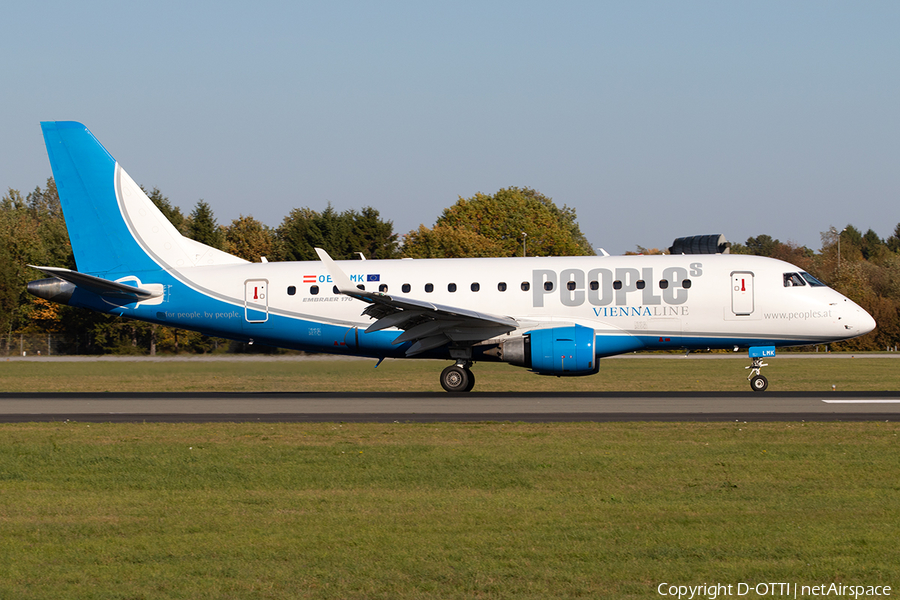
<box><xmin>1</xmin><ymin>421</ymin><xmax>899</xmax><ymax>599</ymax></box>
<box><xmin>0</xmin><ymin>355</ymin><xmax>898</xmax><ymax>392</ymax></box>
<box><xmin>1</xmin><ymin>359</ymin><xmax>898</xmax><ymax>597</ymax></box>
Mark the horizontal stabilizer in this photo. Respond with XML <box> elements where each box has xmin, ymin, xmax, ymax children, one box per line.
<box><xmin>30</xmin><ymin>266</ymin><xmax>161</xmax><ymax>300</ymax></box>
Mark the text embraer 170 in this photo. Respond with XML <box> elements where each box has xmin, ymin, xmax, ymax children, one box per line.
<box><xmin>29</xmin><ymin>122</ymin><xmax>876</xmax><ymax>392</ymax></box>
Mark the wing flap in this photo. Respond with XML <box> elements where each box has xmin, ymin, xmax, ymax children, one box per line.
<box><xmin>392</xmin><ymin>320</ymin><xmax>462</xmax><ymax>345</ymax></box>
<box><xmin>407</xmin><ymin>334</ymin><xmax>451</xmax><ymax>355</ymax></box>
<box><xmin>364</xmin><ymin>310</ymin><xmax>426</xmax><ymax>333</ymax></box>
<box><xmin>315</xmin><ymin>248</ymin><xmax>519</xmax><ymax>353</ymax></box>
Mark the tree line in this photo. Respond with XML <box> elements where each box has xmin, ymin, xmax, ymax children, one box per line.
<box><xmin>1</xmin><ymin>181</ymin><xmax>590</xmax><ymax>354</ymax></box>
<box><xmin>2</xmin><ymin>177</ymin><xmax>897</xmax><ymax>354</ymax></box>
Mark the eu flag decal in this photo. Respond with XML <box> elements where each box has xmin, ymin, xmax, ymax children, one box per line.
<box><xmin>367</xmin><ymin>274</ymin><xmax>380</xmax><ymax>282</ymax></box>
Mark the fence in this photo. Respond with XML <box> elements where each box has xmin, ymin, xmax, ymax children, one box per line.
<box><xmin>2</xmin><ymin>334</ymin><xmax>70</xmax><ymax>357</ymax></box>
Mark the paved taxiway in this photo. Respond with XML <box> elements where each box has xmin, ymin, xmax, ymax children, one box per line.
<box><xmin>1</xmin><ymin>391</ymin><xmax>899</xmax><ymax>422</ymax></box>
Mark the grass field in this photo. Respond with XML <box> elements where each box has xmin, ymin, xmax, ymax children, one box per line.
<box><xmin>1</xmin><ymin>421</ymin><xmax>899</xmax><ymax>599</ymax></box>
<box><xmin>1</xmin><ymin>354</ymin><xmax>898</xmax><ymax>392</ymax></box>
<box><xmin>1</xmin><ymin>357</ymin><xmax>898</xmax><ymax>598</ymax></box>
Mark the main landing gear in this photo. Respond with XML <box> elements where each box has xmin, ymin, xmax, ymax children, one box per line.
<box><xmin>440</xmin><ymin>361</ymin><xmax>476</xmax><ymax>393</ymax></box>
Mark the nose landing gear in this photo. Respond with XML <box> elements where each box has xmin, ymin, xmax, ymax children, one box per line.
<box><xmin>745</xmin><ymin>346</ymin><xmax>775</xmax><ymax>392</ymax></box>
<box><xmin>747</xmin><ymin>359</ymin><xmax>768</xmax><ymax>392</ymax></box>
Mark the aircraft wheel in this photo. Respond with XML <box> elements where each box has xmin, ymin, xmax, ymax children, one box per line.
<box><xmin>463</xmin><ymin>369</ymin><xmax>476</xmax><ymax>392</ymax></box>
<box><xmin>440</xmin><ymin>365</ymin><xmax>471</xmax><ymax>393</ymax></box>
<box><xmin>750</xmin><ymin>374</ymin><xmax>768</xmax><ymax>392</ymax></box>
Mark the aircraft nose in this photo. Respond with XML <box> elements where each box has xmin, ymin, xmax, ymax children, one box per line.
<box><xmin>859</xmin><ymin>308</ymin><xmax>877</xmax><ymax>336</ymax></box>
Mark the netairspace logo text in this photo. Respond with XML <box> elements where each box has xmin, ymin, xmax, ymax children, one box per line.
<box><xmin>657</xmin><ymin>582</ymin><xmax>891</xmax><ymax>599</ymax></box>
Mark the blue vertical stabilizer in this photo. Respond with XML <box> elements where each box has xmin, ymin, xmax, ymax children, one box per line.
<box><xmin>41</xmin><ymin>121</ymin><xmax>160</xmax><ymax>275</ymax></box>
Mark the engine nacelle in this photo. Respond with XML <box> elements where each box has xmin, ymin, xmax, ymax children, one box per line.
<box><xmin>491</xmin><ymin>325</ymin><xmax>598</xmax><ymax>376</ymax></box>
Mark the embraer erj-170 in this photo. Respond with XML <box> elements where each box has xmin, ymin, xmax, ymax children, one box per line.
<box><xmin>28</xmin><ymin>122</ymin><xmax>876</xmax><ymax>392</ymax></box>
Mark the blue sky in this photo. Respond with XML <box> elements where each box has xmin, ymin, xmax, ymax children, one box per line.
<box><xmin>4</xmin><ymin>1</ymin><xmax>899</xmax><ymax>255</ymax></box>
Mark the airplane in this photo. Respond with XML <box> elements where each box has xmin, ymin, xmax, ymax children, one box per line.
<box><xmin>28</xmin><ymin>122</ymin><xmax>876</xmax><ymax>392</ymax></box>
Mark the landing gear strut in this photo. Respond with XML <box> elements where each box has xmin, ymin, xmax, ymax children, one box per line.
<box><xmin>440</xmin><ymin>361</ymin><xmax>475</xmax><ymax>393</ymax></box>
<box><xmin>746</xmin><ymin>357</ymin><xmax>769</xmax><ymax>392</ymax></box>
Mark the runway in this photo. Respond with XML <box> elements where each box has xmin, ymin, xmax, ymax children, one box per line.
<box><xmin>2</xmin><ymin>390</ymin><xmax>900</xmax><ymax>422</ymax></box>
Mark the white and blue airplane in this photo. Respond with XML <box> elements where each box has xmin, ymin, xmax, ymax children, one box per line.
<box><xmin>28</xmin><ymin>122</ymin><xmax>876</xmax><ymax>392</ymax></box>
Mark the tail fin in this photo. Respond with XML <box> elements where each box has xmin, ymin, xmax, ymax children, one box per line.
<box><xmin>41</xmin><ymin>122</ymin><xmax>245</xmax><ymax>276</ymax></box>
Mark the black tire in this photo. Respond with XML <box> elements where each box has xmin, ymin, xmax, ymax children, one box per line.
<box><xmin>440</xmin><ymin>365</ymin><xmax>471</xmax><ymax>393</ymax></box>
<box><xmin>463</xmin><ymin>369</ymin><xmax>476</xmax><ymax>392</ymax></box>
<box><xmin>750</xmin><ymin>374</ymin><xmax>768</xmax><ymax>392</ymax></box>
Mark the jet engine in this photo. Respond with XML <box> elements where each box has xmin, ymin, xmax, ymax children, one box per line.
<box><xmin>486</xmin><ymin>324</ymin><xmax>598</xmax><ymax>376</ymax></box>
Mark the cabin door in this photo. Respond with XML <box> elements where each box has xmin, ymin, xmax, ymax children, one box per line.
<box><xmin>244</xmin><ymin>279</ymin><xmax>269</xmax><ymax>323</ymax></box>
<box><xmin>731</xmin><ymin>272</ymin><xmax>754</xmax><ymax>316</ymax></box>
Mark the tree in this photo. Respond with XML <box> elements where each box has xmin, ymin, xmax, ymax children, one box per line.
<box><xmin>27</xmin><ymin>178</ymin><xmax>73</xmax><ymax>269</ymax></box>
<box><xmin>402</xmin><ymin>224</ymin><xmax>505</xmax><ymax>258</ymax></box>
<box><xmin>0</xmin><ymin>219</ymin><xmax>18</xmax><ymax>340</ymax></box>
<box><xmin>344</xmin><ymin>206</ymin><xmax>399</xmax><ymax>259</ymax></box>
<box><xmin>225</xmin><ymin>215</ymin><xmax>275</xmax><ymax>262</ymax></box>
<box><xmin>274</xmin><ymin>207</ymin><xmax>309</xmax><ymax>261</ymax></box>
<box><xmin>0</xmin><ymin>182</ymin><xmax>75</xmax><ymax>345</ymax></box>
<box><xmin>403</xmin><ymin>187</ymin><xmax>593</xmax><ymax>258</ymax></box>
<box><xmin>887</xmin><ymin>223</ymin><xmax>900</xmax><ymax>254</ymax></box>
<box><xmin>188</xmin><ymin>200</ymin><xmax>225</xmax><ymax>249</ymax></box>
<box><xmin>276</xmin><ymin>205</ymin><xmax>342</xmax><ymax>261</ymax></box>
<box><xmin>860</xmin><ymin>228</ymin><xmax>886</xmax><ymax>262</ymax></box>
<box><xmin>275</xmin><ymin>204</ymin><xmax>398</xmax><ymax>261</ymax></box>
<box><xmin>740</xmin><ymin>234</ymin><xmax>780</xmax><ymax>257</ymax></box>
<box><xmin>839</xmin><ymin>225</ymin><xmax>865</xmax><ymax>264</ymax></box>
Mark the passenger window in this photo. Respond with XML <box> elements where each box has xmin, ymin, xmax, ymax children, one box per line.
<box><xmin>544</xmin><ymin>281</ymin><xmax>553</xmax><ymax>291</ymax></box>
<box><xmin>613</xmin><ymin>280</ymin><xmax>623</xmax><ymax>290</ymax></box>
<box><xmin>287</xmin><ymin>286</ymin><xmax>296</xmax><ymax>296</ymax></box>
<box><xmin>659</xmin><ymin>280</ymin><xmax>669</xmax><ymax>289</ymax></box>
<box><xmin>636</xmin><ymin>280</ymin><xmax>646</xmax><ymax>290</ymax></box>
<box><xmin>784</xmin><ymin>273</ymin><xmax>807</xmax><ymax>287</ymax></box>
<box><xmin>425</xmin><ymin>283</ymin><xmax>434</xmax><ymax>293</ymax></box>
<box><xmin>682</xmin><ymin>279</ymin><xmax>692</xmax><ymax>289</ymax></box>
<box><xmin>589</xmin><ymin>281</ymin><xmax>599</xmax><ymax>291</ymax></box>
<box><xmin>448</xmin><ymin>283</ymin><xmax>457</xmax><ymax>292</ymax></box>
<box><xmin>566</xmin><ymin>281</ymin><xmax>576</xmax><ymax>291</ymax></box>
<box><xmin>498</xmin><ymin>282</ymin><xmax>507</xmax><ymax>292</ymax></box>
<box><xmin>402</xmin><ymin>283</ymin><xmax>411</xmax><ymax>293</ymax></box>
<box><xmin>521</xmin><ymin>282</ymin><xmax>530</xmax><ymax>291</ymax></box>
<box><xmin>310</xmin><ymin>286</ymin><xmax>319</xmax><ymax>295</ymax></box>
<box><xmin>357</xmin><ymin>284</ymin><xmax>365</xmax><ymax>291</ymax></box>
<box><xmin>333</xmin><ymin>286</ymin><xmax>339</xmax><ymax>294</ymax></box>
<box><xmin>471</xmin><ymin>282</ymin><xmax>480</xmax><ymax>292</ymax></box>
<box><xmin>379</xmin><ymin>284</ymin><xmax>388</xmax><ymax>293</ymax></box>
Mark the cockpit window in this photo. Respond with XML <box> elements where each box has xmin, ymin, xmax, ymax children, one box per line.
<box><xmin>800</xmin><ymin>272</ymin><xmax>826</xmax><ymax>287</ymax></box>
<box><xmin>783</xmin><ymin>273</ymin><xmax>807</xmax><ymax>287</ymax></box>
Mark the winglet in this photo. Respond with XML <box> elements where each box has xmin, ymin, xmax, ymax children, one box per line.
<box><xmin>314</xmin><ymin>248</ymin><xmax>356</xmax><ymax>293</ymax></box>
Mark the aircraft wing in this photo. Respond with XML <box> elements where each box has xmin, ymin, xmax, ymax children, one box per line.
<box><xmin>29</xmin><ymin>266</ymin><xmax>161</xmax><ymax>300</ymax></box>
<box><xmin>315</xmin><ymin>249</ymin><xmax>518</xmax><ymax>355</ymax></box>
